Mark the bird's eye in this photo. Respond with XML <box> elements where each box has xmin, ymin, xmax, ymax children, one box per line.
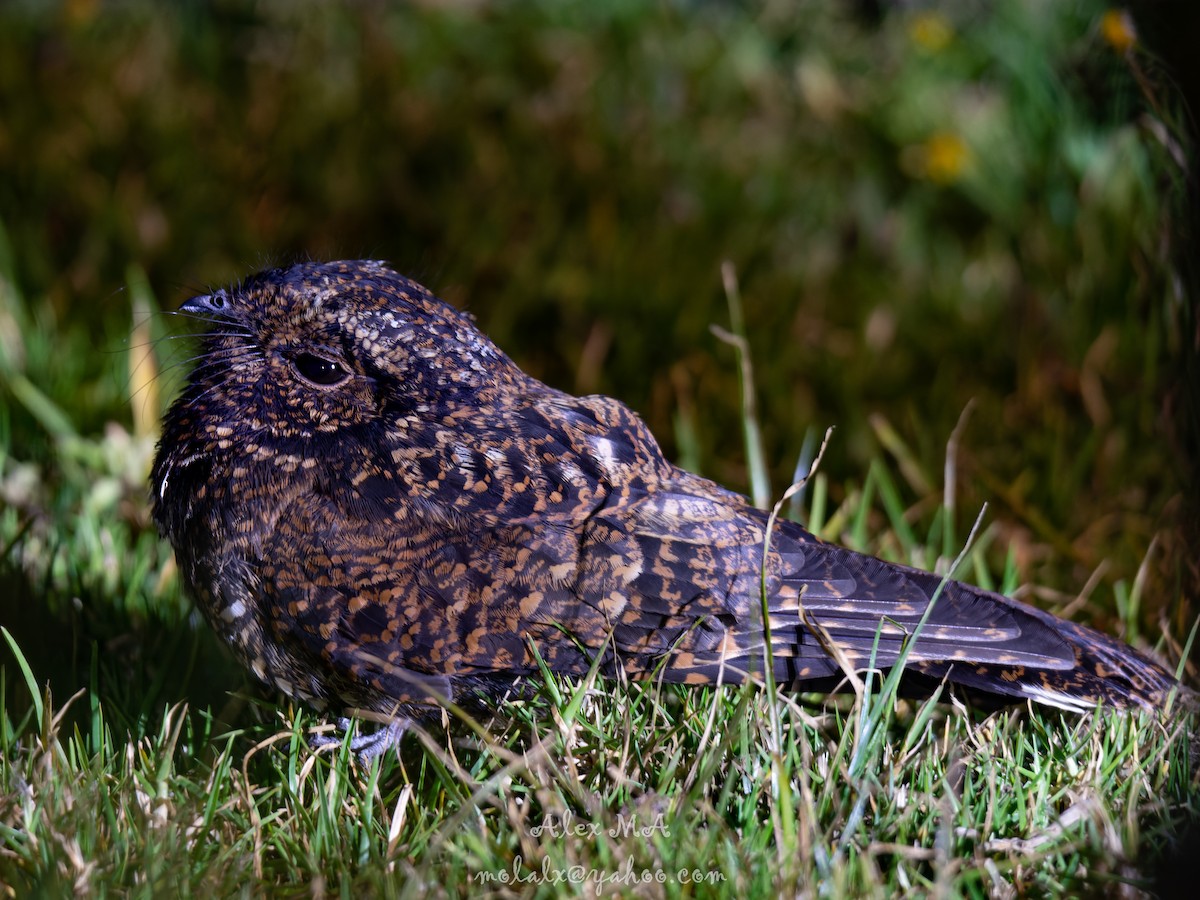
<box><xmin>291</xmin><ymin>352</ymin><xmax>351</xmax><ymax>387</ymax></box>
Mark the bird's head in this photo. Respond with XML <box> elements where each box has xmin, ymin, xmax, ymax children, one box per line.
<box><xmin>171</xmin><ymin>260</ymin><xmax>515</xmax><ymax>442</ymax></box>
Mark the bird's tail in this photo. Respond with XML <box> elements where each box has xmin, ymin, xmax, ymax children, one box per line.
<box><xmin>906</xmin><ymin>594</ymin><xmax>1187</xmax><ymax>712</ymax></box>
<box><xmin>785</xmin><ymin>552</ymin><xmax>1189</xmax><ymax>712</ymax></box>
<box><xmin>759</xmin><ymin>538</ymin><xmax>1189</xmax><ymax>713</ymax></box>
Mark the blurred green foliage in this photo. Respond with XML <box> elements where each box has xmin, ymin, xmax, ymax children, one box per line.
<box><xmin>0</xmin><ymin>0</ymin><xmax>1190</xmax><ymax>618</ymax></box>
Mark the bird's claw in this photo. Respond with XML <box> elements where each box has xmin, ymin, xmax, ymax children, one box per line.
<box><xmin>310</xmin><ymin>717</ymin><xmax>408</xmax><ymax>762</ymax></box>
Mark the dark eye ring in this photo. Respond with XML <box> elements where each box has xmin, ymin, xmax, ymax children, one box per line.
<box><xmin>291</xmin><ymin>352</ymin><xmax>351</xmax><ymax>387</ymax></box>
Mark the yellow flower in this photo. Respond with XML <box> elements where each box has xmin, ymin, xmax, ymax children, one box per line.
<box><xmin>63</xmin><ymin>0</ymin><xmax>100</xmax><ymax>26</ymax></box>
<box><xmin>909</xmin><ymin>13</ymin><xmax>953</xmax><ymax>53</ymax></box>
<box><xmin>1101</xmin><ymin>9</ymin><xmax>1137</xmax><ymax>54</ymax></box>
<box><xmin>923</xmin><ymin>132</ymin><xmax>971</xmax><ymax>184</ymax></box>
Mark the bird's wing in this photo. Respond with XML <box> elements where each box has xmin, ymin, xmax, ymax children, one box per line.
<box><xmin>578</xmin><ymin>482</ymin><xmax>1180</xmax><ymax>711</ymax></box>
<box><xmin>569</xmin><ymin>482</ymin><xmax>1081</xmax><ymax>686</ymax></box>
<box><xmin>380</xmin><ymin>390</ymin><xmax>1077</xmax><ymax>688</ymax></box>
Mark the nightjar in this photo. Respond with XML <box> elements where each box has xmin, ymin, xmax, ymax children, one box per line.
<box><xmin>152</xmin><ymin>260</ymin><xmax>1183</xmax><ymax>756</ymax></box>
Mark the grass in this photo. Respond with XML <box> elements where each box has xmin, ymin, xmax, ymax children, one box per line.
<box><xmin>0</xmin><ymin>598</ymin><xmax>1194</xmax><ymax>896</ymax></box>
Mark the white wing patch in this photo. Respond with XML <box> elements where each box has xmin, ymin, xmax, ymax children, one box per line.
<box><xmin>590</xmin><ymin>436</ymin><xmax>620</xmax><ymax>478</ymax></box>
<box><xmin>1015</xmin><ymin>683</ymin><xmax>1095</xmax><ymax>713</ymax></box>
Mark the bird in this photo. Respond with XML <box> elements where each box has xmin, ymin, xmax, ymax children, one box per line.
<box><xmin>151</xmin><ymin>259</ymin><xmax>1184</xmax><ymax>757</ymax></box>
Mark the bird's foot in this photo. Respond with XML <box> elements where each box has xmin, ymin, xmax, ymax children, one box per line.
<box><xmin>310</xmin><ymin>716</ymin><xmax>408</xmax><ymax>762</ymax></box>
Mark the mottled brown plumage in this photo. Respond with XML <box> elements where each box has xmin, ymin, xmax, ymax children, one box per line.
<box><xmin>152</xmin><ymin>260</ymin><xmax>1183</xmax><ymax>755</ymax></box>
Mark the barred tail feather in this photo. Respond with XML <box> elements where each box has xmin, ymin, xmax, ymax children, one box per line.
<box><xmin>766</xmin><ymin>539</ymin><xmax>1188</xmax><ymax>712</ymax></box>
<box><xmin>911</xmin><ymin>597</ymin><xmax>1185</xmax><ymax>712</ymax></box>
